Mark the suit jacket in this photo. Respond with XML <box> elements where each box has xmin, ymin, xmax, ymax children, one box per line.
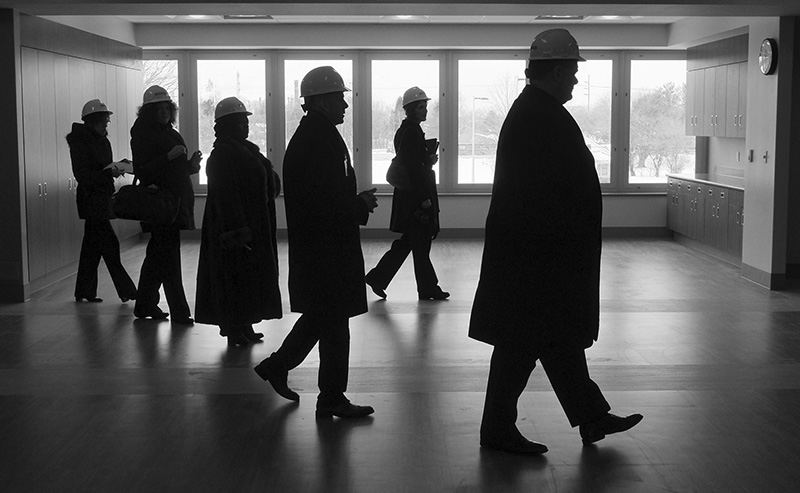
<box><xmin>283</xmin><ymin>110</ymin><xmax>370</xmax><ymax>318</ymax></box>
<box><xmin>469</xmin><ymin>86</ymin><xmax>602</xmax><ymax>350</ymax></box>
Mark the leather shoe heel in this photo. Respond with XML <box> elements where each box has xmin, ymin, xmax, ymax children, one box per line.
<box><xmin>226</xmin><ymin>333</ymin><xmax>250</xmax><ymax>347</ymax></box>
<box><xmin>480</xmin><ymin>436</ymin><xmax>548</xmax><ymax>455</ymax></box>
<box><xmin>134</xmin><ymin>308</ymin><xmax>169</xmax><ymax>320</ymax></box>
<box><xmin>418</xmin><ymin>290</ymin><xmax>450</xmax><ymax>301</ymax></box>
<box><xmin>365</xmin><ymin>274</ymin><xmax>387</xmax><ymax>299</ymax></box>
<box><xmin>76</xmin><ymin>297</ymin><xmax>103</xmax><ymax>303</ymax></box>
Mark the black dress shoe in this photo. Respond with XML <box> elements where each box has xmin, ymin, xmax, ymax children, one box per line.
<box><xmin>480</xmin><ymin>436</ymin><xmax>549</xmax><ymax>455</ymax></box>
<box><xmin>579</xmin><ymin>413</ymin><xmax>643</xmax><ymax>445</ymax></box>
<box><xmin>133</xmin><ymin>307</ymin><xmax>169</xmax><ymax>320</ymax></box>
<box><xmin>171</xmin><ymin>316</ymin><xmax>194</xmax><ymax>325</ymax></box>
<box><xmin>364</xmin><ymin>274</ymin><xmax>387</xmax><ymax>299</ymax></box>
<box><xmin>242</xmin><ymin>325</ymin><xmax>264</xmax><ymax>342</ymax></box>
<box><xmin>315</xmin><ymin>401</ymin><xmax>374</xmax><ymax>419</ymax></box>
<box><xmin>418</xmin><ymin>289</ymin><xmax>450</xmax><ymax>301</ymax></box>
<box><xmin>75</xmin><ymin>297</ymin><xmax>103</xmax><ymax>303</ymax></box>
<box><xmin>120</xmin><ymin>295</ymin><xmax>136</xmax><ymax>303</ymax></box>
<box><xmin>254</xmin><ymin>358</ymin><xmax>299</xmax><ymax>402</ymax></box>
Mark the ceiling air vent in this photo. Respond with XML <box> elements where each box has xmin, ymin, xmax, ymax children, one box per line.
<box><xmin>223</xmin><ymin>14</ymin><xmax>274</xmax><ymax>20</ymax></box>
<box><xmin>535</xmin><ymin>15</ymin><xmax>585</xmax><ymax>21</ymax></box>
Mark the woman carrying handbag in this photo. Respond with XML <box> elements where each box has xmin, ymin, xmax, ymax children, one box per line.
<box><xmin>130</xmin><ymin>85</ymin><xmax>200</xmax><ymax>323</ymax></box>
<box><xmin>365</xmin><ymin>86</ymin><xmax>449</xmax><ymax>301</ymax></box>
<box><xmin>67</xmin><ymin>99</ymin><xmax>137</xmax><ymax>303</ymax></box>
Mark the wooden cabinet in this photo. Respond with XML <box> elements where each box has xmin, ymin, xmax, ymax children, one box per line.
<box><xmin>666</xmin><ymin>176</ymin><xmax>743</xmax><ymax>260</ymax></box>
<box><xmin>21</xmin><ymin>47</ymin><xmax>142</xmax><ymax>286</ymax></box>
<box><xmin>724</xmin><ymin>62</ymin><xmax>747</xmax><ymax>138</ymax></box>
<box><xmin>685</xmin><ymin>70</ymin><xmax>704</xmax><ymax>135</ymax></box>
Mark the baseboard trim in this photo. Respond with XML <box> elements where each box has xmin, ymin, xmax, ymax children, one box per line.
<box><xmin>672</xmin><ymin>234</ymin><xmax>742</xmax><ymax>268</ymax></box>
<box><xmin>275</xmin><ymin>227</ymin><xmax>670</xmax><ymax>240</ymax></box>
<box><xmin>741</xmin><ymin>263</ymin><xmax>786</xmax><ymax>290</ymax></box>
<box><xmin>0</xmin><ymin>280</ymin><xmax>29</xmax><ymax>303</ymax></box>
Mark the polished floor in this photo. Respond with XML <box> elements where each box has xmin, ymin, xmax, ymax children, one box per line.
<box><xmin>2</xmin><ymin>237</ymin><xmax>800</xmax><ymax>492</ymax></box>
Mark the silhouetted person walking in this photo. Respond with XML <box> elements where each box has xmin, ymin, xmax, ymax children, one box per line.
<box><xmin>67</xmin><ymin>99</ymin><xmax>137</xmax><ymax>304</ymax></box>
<box><xmin>254</xmin><ymin>66</ymin><xmax>378</xmax><ymax>418</ymax></box>
<box><xmin>131</xmin><ymin>85</ymin><xmax>200</xmax><ymax>324</ymax></box>
<box><xmin>365</xmin><ymin>86</ymin><xmax>449</xmax><ymax>301</ymax></box>
<box><xmin>469</xmin><ymin>29</ymin><xmax>642</xmax><ymax>455</ymax></box>
<box><xmin>195</xmin><ymin>97</ymin><xmax>282</xmax><ymax>346</ymax></box>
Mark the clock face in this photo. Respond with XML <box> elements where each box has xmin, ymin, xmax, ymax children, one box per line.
<box><xmin>759</xmin><ymin>38</ymin><xmax>777</xmax><ymax>75</ymax></box>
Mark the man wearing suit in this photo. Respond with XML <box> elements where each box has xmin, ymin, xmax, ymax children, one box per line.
<box><xmin>254</xmin><ymin>66</ymin><xmax>378</xmax><ymax>419</ymax></box>
<box><xmin>469</xmin><ymin>29</ymin><xmax>643</xmax><ymax>455</ymax></box>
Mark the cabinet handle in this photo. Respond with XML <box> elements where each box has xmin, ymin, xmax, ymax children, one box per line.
<box><xmin>37</xmin><ymin>183</ymin><xmax>42</xmax><ymax>197</ymax></box>
<box><xmin>43</xmin><ymin>182</ymin><xmax>47</xmax><ymax>196</ymax></box>
<box><xmin>67</xmin><ymin>178</ymin><xmax>71</xmax><ymax>191</ymax></box>
<box><xmin>720</xmin><ymin>191</ymin><xmax>725</xmax><ymax>199</ymax></box>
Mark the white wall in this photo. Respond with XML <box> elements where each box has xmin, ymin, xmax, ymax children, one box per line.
<box><xmin>40</xmin><ymin>15</ymin><xmax>136</xmax><ymax>45</ymax></box>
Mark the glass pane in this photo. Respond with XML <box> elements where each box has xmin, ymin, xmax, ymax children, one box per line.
<box><xmin>564</xmin><ymin>60</ymin><xmax>613</xmax><ymax>184</ymax></box>
<box><xmin>371</xmin><ymin>60</ymin><xmax>439</xmax><ymax>185</ymax></box>
<box><xmin>629</xmin><ymin>60</ymin><xmax>695</xmax><ymax>184</ymax></box>
<box><xmin>143</xmin><ymin>60</ymin><xmax>179</xmax><ymax>128</ymax></box>
<box><xmin>196</xmin><ymin>60</ymin><xmax>266</xmax><ymax>185</ymax></box>
<box><xmin>458</xmin><ymin>60</ymin><xmax>526</xmax><ymax>184</ymax></box>
<box><xmin>284</xmin><ymin>60</ymin><xmax>353</xmax><ymax>152</ymax></box>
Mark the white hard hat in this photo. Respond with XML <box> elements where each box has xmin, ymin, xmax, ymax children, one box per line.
<box><xmin>142</xmin><ymin>85</ymin><xmax>172</xmax><ymax>105</ymax></box>
<box><xmin>300</xmin><ymin>66</ymin><xmax>350</xmax><ymax>98</ymax></box>
<box><xmin>529</xmin><ymin>28</ymin><xmax>585</xmax><ymax>61</ymax></box>
<box><xmin>81</xmin><ymin>99</ymin><xmax>113</xmax><ymax>118</ymax></box>
<box><xmin>402</xmin><ymin>86</ymin><xmax>431</xmax><ymax>107</ymax></box>
<box><xmin>214</xmin><ymin>97</ymin><xmax>252</xmax><ymax>121</ymax></box>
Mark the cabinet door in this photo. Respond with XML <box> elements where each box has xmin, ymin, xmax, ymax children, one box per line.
<box><xmin>704</xmin><ymin>186</ymin><xmax>716</xmax><ymax>245</ymax></box>
<box><xmin>693</xmin><ymin>184</ymin><xmax>706</xmax><ymax>241</ymax></box>
<box><xmin>712</xmin><ymin>66</ymin><xmax>727</xmax><ymax>137</ymax></box>
<box><xmin>737</xmin><ymin>62</ymin><xmax>747</xmax><ymax>138</ymax></box>
<box><xmin>37</xmin><ymin>52</ymin><xmax>63</xmax><ymax>274</ymax></box>
<box><xmin>676</xmin><ymin>181</ymin><xmax>689</xmax><ymax>236</ymax></box>
<box><xmin>21</xmin><ymin>48</ymin><xmax>47</xmax><ymax>281</ymax></box>
<box><xmin>727</xmin><ymin>189</ymin><xmax>744</xmax><ymax>257</ymax></box>
<box><xmin>725</xmin><ymin>64</ymin><xmax>740</xmax><ymax>137</ymax></box>
<box><xmin>714</xmin><ymin>188</ymin><xmax>729</xmax><ymax>250</ymax></box>
<box><xmin>54</xmin><ymin>53</ymin><xmax>79</xmax><ymax>269</ymax></box>
<box><xmin>702</xmin><ymin>67</ymin><xmax>715</xmax><ymax>136</ymax></box>
<box><xmin>686</xmin><ymin>71</ymin><xmax>699</xmax><ymax>135</ymax></box>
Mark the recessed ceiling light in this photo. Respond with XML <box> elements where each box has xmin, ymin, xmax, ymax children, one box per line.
<box><xmin>223</xmin><ymin>14</ymin><xmax>274</xmax><ymax>20</ymax></box>
<box><xmin>535</xmin><ymin>15</ymin><xmax>585</xmax><ymax>21</ymax></box>
<box><xmin>393</xmin><ymin>15</ymin><xmax>416</xmax><ymax>20</ymax></box>
<box><xmin>186</xmin><ymin>15</ymin><xmax>211</xmax><ymax>20</ymax></box>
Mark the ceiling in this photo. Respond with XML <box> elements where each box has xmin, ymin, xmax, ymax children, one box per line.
<box><xmin>117</xmin><ymin>14</ymin><xmax>685</xmax><ymax>25</ymax></box>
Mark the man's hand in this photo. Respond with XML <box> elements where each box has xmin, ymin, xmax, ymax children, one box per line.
<box><xmin>188</xmin><ymin>150</ymin><xmax>202</xmax><ymax>173</ymax></box>
<box><xmin>358</xmin><ymin>188</ymin><xmax>378</xmax><ymax>213</ymax></box>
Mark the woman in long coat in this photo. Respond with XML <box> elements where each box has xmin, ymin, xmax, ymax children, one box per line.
<box><xmin>195</xmin><ymin>97</ymin><xmax>282</xmax><ymax>346</ymax></box>
<box><xmin>365</xmin><ymin>86</ymin><xmax>448</xmax><ymax>300</ymax></box>
<box><xmin>131</xmin><ymin>85</ymin><xmax>200</xmax><ymax>323</ymax></box>
<box><xmin>67</xmin><ymin>99</ymin><xmax>137</xmax><ymax>303</ymax></box>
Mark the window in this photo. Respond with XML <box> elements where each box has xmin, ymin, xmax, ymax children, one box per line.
<box><xmin>371</xmin><ymin>59</ymin><xmax>439</xmax><ymax>185</ymax></box>
<box><xmin>457</xmin><ymin>60</ymin><xmax>526</xmax><ymax>184</ymax></box>
<box><xmin>196</xmin><ymin>59</ymin><xmax>266</xmax><ymax>184</ymax></box>
<box><xmin>564</xmin><ymin>59</ymin><xmax>613</xmax><ymax>184</ymax></box>
<box><xmin>143</xmin><ymin>59</ymin><xmax>179</xmax><ymax>127</ymax></box>
<box><xmin>284</xmin><ymin>60</ymin><xmax>353</xmax><ymax>151</ymax></box>
<box><xmin>628</xmin><ymin>59</ymin><xmax>695</xmax><ymax>184</ymax></box>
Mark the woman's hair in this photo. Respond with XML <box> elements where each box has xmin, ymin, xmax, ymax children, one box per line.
<box><xmin>81</xmin><ymin>111</ymin><xmax>110</xmax><ymax>126</ymax></box>
<box><xmin>136</xmin><ymin>101</ymin><xmax>178</xmax><ymax>125</ymax></box>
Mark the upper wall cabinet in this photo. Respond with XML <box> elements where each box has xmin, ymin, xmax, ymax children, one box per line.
<box><xmin>685</xmin><ymin>35</ymin><xmax>748</xmax><ymax>138</ymax></box>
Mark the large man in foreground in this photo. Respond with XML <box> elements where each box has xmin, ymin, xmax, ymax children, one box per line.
<box><xmin>469</xmin><ymin>29</ymin><xmax>642</xmax><ymax>455</ymax></box>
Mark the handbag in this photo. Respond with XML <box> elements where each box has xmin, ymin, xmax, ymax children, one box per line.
<box><xmin>111</xmin><ymin>176</ymin><xmax>180</xmax><ymax>225</ymax></box>
<box><xmin>386</xmin><ymin>156</ymin><xmax>412</xmax><ymax>190</ymax></box>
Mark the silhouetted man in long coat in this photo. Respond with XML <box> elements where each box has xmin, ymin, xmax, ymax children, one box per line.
<box><xmin>254</xmin><ymin>66</ymin><xmax>378</xmax><ymax>419</ymax></box>
<box><xmin>469</xmin><ymin>29</ymin><xmax>642</xmax><ymax>455</ymax></box>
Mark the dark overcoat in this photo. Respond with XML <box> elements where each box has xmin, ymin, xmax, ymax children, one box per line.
<box><xmin>283</xmin><ymin>110</ymin><xmax>370</xmax><ymax>318</ymax></box>
<box><xmin>468</xmin><ymin>86</ymin><xmax>602</xmax><ymax>351</ymax></box>
<box><xmin>66</xmin><ymin>123</ymin><xmax>115</xmax><ymax>220</ymax></box>
<box><xmin>194</xmin><ymin>136</ymin><xmax>283</xmax><ymax>326</ymax></box>
<box><xmin>389</xmin><ymin>119</ymin><xmax>440</xmax><ymax>235</ymax></box>
<box><xmin>130</xmin><ymin>119</ymin><xmax>197</xmax><ymax>230</ymax></box>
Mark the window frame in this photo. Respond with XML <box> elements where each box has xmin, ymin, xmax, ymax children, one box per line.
<box><xmin>620</xmin><ymin>50</ymin><xmax>691</xmax><ymax>193</ymax></box>
<box><xmin>141</xmin><ymin>48</ymin><xmax>689</xmax><ymax>196</ymax></box>
<box><xmin>363</xmin><ymin>51</ymin><xmax>445</xmax><ymax>193</ymax></box>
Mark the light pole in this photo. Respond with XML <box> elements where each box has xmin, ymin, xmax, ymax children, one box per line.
<box><xmin>471</xmin><ymin>96</ymin><xmax>489</xmax><ymax>183</ymax></box>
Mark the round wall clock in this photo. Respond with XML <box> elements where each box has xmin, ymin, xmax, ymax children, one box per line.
<box><xmin>758</xmin><ymin>38</ymin><xmax>778</xmax><ymax>75</ymax></box>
